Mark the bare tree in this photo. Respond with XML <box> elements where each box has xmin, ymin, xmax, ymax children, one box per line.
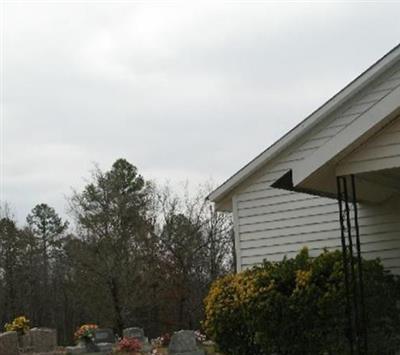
<box><xmin>154</xmin><ymin>183</ymin><xmax>233</xmax><ymax>329</ymax></box>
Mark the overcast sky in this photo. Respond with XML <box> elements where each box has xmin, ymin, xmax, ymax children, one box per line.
<box><xmin>1</xmin><ymin>1</ymin><xmax>400</xmax><ymax>223</ymax></box>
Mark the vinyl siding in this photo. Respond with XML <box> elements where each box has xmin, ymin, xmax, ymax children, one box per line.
<box><xmin>240</xmin><ymin>200</ymin><xmax>400</xmax><ymax>272</ymax></box>
<box><xmin>234</xmin><ymin>61</ymin><xmax>400</xmax><ymax>272</ymax></box>
<box><xmin>337</xmin><ymin>117</ymin><xmax>400</xmax><ymax>176</ymax></box>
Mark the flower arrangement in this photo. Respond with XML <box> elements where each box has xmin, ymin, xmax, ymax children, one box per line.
<box><xmin>151</xmin><ymin>333</ymin><xmax>171</xmax><ymax>348</ymax></box>
<box><xmin>116</xmin><ymin>337</ymin><xmax>142</xmax><ymax>353</ymax></box>
<box><xmin>74</xmin><ymin>324</ymin><xmax>98</xmax><ymax>343</ymax></box>
<box><xmin>4</xmin><ymin>316</ymin><xmax>30</xmax><ymax>335</ymax></box>
<box><xmin>194</xmin><ymin>330</ymin><xmax>206</xmax><ymax>344</ymax></box>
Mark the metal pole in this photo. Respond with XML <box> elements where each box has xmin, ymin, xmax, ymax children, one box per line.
<box><xmin>343</xmin><ymin>178</ymin><xmax>362</xmax><ymax>354</ymax></box>
<box><xmin>337</xmin><ymin>176</ymin><xmax>355</xmax><ymax>355</ymax></box>
<box><xmin>351</xmin><ymin>174</ymin><xmax>368</xmax><ymax>354</ymax></box>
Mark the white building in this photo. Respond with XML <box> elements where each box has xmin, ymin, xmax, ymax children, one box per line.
<box><xmin>209</xmin><ymin>44</ymin><xmax>400</xmax><ymax>274</ymax></box>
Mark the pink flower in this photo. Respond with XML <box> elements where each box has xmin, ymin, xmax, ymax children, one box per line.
<box><xmin>117</xmin><ymin>337</ymin><xmax>142</xmax><ymax>353</ymax></box>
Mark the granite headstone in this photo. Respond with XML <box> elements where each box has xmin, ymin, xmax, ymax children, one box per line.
<box><xmin>168</xmin><ymin>330</ymin><xmax>205</xmax><ymax>355</ymax></box>
<box><xmin>0</xmin><ymin>331</ymin><xmax>19</xmax><ymax>355</ymax></box>
<box><xmin>19</xmin><ymin>332</ymin><xmax>32</xmax><ymax>352</ymax></box>
<box><xmin>30</xmin><ymin>328</ymin><xmax>57</xmax><ymax>352</ymax></box>
<box><xmin>94</xmin><ymin>328</ymin><xmax>115</xmax><ymax>344</ymax></box>
<box><xmin>123</xmin><ymin>327</ymin><xmax>151</xmax><ymax>352</ymax></box>
<box><xmin>122</xmin><ymin>327</ymin><xmax>145</xmax><ymax>342</ymax></box>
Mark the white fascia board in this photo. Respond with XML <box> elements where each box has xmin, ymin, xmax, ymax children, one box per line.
<box><xmin>336</xmin><ymin>156</ymin><xmax>400</xmax><ymax>177</ymax></box>
<box><xmin>208</xmin><ymin>44</ymin><xmax>400</xmax><ymax>205</ymax></box>
<box><xmin>292</xmin><ymin>85</ymin><xmax>400</xmax><ymax>187</ymax></box>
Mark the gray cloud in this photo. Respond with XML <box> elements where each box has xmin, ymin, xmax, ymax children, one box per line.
<box><xmin>2</xmin><ymin>1</ymin><xmax>400</xmax><ymax>222</ymax></box>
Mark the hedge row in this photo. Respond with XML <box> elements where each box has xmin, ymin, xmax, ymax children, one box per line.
<box><xmin>204</xmin><ymin>248</ymin><xmax>400</xmax><ymax>355</ymax></box>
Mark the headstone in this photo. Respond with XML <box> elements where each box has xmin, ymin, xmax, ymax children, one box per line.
<box><xmin>168</xmin><ymin>330</ymin><xmax>205</xmax><ymax>355</ymax></box>
<box><xmin>0</xmin><ymin>331</ymin><xmax>19</xmax><ymax>355</ymax></box>
<box><xmin>93</xmin><ymin>328</ymin><xmax>115</xmax><ymax>344</ymax></box>
<box><xmin>97</xmin><ymin>342</ymin><xmax>114</xmax><ymax>352</ymax></box>
<box><xmin>65</xmin><ymin>344</ymin><xmax>86</xmax><ymax>355</ymax></box>
<box><xmin>66</xmin><ymin>341</ymin><xmax>114</xmax><ymax>354</ymax></box>
<box><xmin>66</xmin><ymin>329</ymin><xmax>114</xmax><ymax>355</ymax></box>
<box><xmin>123</xmin><ymin>327</ymin><xmax>151</xmax><ymax>352</ymax></box>
<box><xmin>19</xmin><ymin>332</ymin><xmax>32</xmax><ymax>351</ymax></box>
<box><xmin>30</xmin><ymin>328</ymin><xmax>57</xmax><ymax>352</ymax></box>
<box><xmin>123</xmin><ymin>327</ymin><xmax>145</xmax><ymax>342</ymax></box>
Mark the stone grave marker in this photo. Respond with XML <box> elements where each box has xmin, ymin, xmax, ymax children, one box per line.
<box><xmin>19</xmin><ymin>332</ymin><xmax>32</xmax><ymax>352</ymax></box>
<box><xmin>168</xmin><ymin>330</ymin><xmax>205</xmax><ymax>355</ymax></box>
<box><xmin>66</xmin><ymin>328</ymin><xmax>115</xmax><ymax>354</ymax></box>
<box><xmin>92</xmin><ymin>328</ymin><xmax>115</xmax><ymax>353</ymax></box>
<box><xmin>0</xmin><ymin>331</ymin><xmax>19</xmax><ymax>355</ymax></box>
<box><xmin>30</xmin><ymin>328</ymin><xmax>57</xmax><ymax>353</ymax></box>
<box><xmin>123</xmin><ymin>327</ymin><xmax>145</xmax><ymax>342</ymax></box>
<box><xmin>93</xmin><ymin>328</ymin><xmax>115</xmax><ymax>344</ymax></box>
<box><xmin>65</xmin><ymin>344</ymin><xmax>86</xmax><ymax>355</ymax></box>
<box><xmin>123</xmin><ymin>327</ymin><xmax>151</xmax><ymax>352</ymax></box>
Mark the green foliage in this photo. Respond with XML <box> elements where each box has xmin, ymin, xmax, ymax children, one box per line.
<box><xmin>69</xmin><ymin>159</ymin><xmax>154</xmax><ymax>335</ymax></box>
<box><xmin>203</xmin><ymin>270</ymin><xmax>264</xmax><ymax>355</ymax></box>
<box><xmin>0</xmin><ymin>159</ymin><xmax>233</xmax><ymax>344</ymax></box>
<box><xmin>0</xmin><ymin>217</ymin><xmax>36</xmax><ymax>323</ymax></box>
<box><xmin>204</xmin><ymin>248</ymin><xmax>400</xmax><ymax>355</ymax></box>
<box><xmin>27</xmin><ymin>204</ymin><xmax>69</xmax><ymax>245</ymax></box>
<box><xmin>26</xmin><ymin>203</ymin><xmax>69</xmax><ymax>326</ymax></box>
<box><xmin>4</xmin><ymin>315</ymin><xmax>30</xmax><ymax>334</ymax></box>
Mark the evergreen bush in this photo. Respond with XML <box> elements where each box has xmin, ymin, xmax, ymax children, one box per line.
<box><xmin>204</xmin><ymin>248</ymin><xmax>400</xmax><ymax>355</ymax></box>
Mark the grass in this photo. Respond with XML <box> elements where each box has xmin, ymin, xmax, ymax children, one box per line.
<box><xmin>152</xmin><ymin>344</ymin><xmax>223</xmax><ymax>355</ymax></box>
<box><xmin>61</xmin><ymin>342</ymin><xmax>224</xmax><ymax>355</ymax></box>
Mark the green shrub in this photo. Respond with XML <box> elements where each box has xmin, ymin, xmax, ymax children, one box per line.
<box><xmin>203</xmin><ymin>271</ymin><xmax>264</xmax><ymax>355</ymax></box>
<box><xmin>204</xmin><ymin>248</ymin><xmax>400</xmax><ymax>355</ymax></box>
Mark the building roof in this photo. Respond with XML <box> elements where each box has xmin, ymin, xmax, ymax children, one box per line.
<box><xmin>208</xmin><ymin>43</ymin><xmax>400</xmax><ymax>209</ymax></box>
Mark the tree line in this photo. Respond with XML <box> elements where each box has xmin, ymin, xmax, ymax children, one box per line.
<box><xmin>0</xmin><ymin>159</ymin><xmax>233</xmax><ymax>345</ymax></box>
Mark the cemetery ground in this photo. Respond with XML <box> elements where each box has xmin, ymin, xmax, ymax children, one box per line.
<box><xmin>0</xmin><ymin>319</ymin><xmax>224</xmax><ymax>355</ymax></box>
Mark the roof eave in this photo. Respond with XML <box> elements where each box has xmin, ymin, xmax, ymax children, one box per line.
<box><xmin>209</xmin><ymin>43</ymin><xmax>400</xmax><ymax>206</ymax></box>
